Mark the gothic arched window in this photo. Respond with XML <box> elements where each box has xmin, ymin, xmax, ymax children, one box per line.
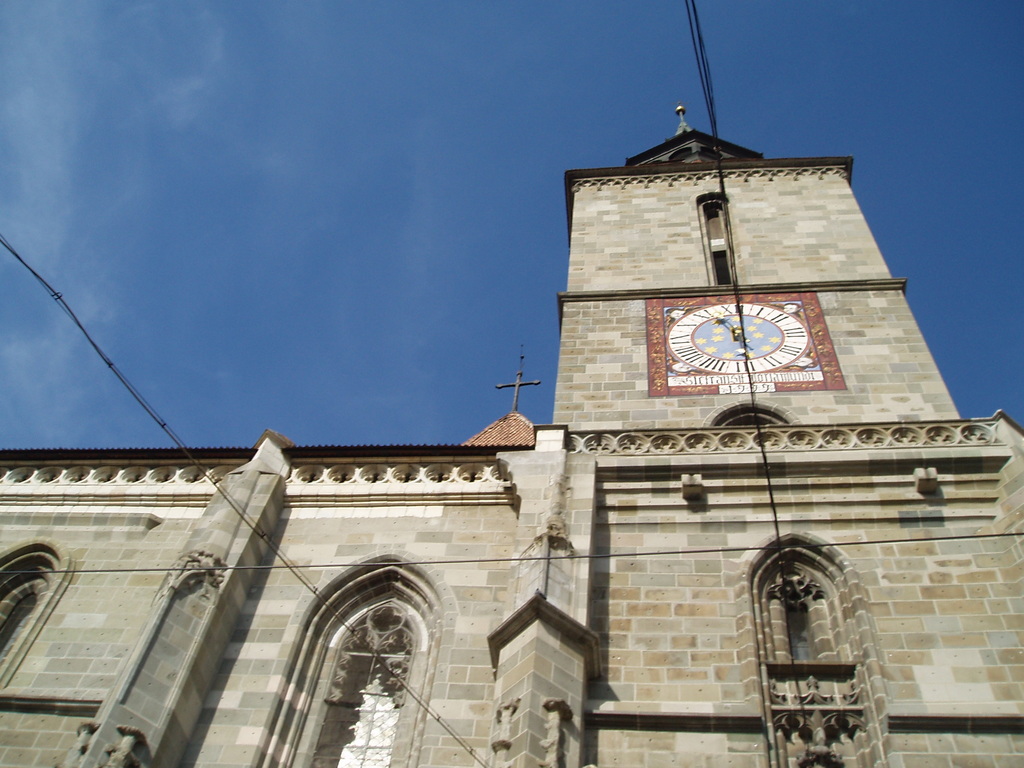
<box><xmin>269</xmin><ymin>562</ymin><xmax>438</xmax><ymax>768</ymax></box>
<box><xmin>0</xmin><ymin>542</ymin><xmax>69</xmax><ymax>686</ymax></box>
<box><xmin>312</xmin><ymin>601</ymin><xmax>416</xmax><ymax>768</ymax></box>
<box><xmin>713</xmin><ymin>405</ymin><xmax>789</xmax><ymax>428</ymax></box>
<box><xmin>749</xmin><ymin>542</ymin><xmax>886</xmax><ymax>768</ymax></box>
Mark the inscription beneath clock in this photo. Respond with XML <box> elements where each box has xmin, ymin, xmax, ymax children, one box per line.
<box><xmin>646</xmin><ymin>293</ymin><xmax>845</xmax><ymax>397</ymax></box>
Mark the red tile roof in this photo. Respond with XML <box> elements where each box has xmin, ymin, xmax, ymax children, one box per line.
<box><xmin>462</xmin><ymin>412</ymin><xmax>535</xmax><ymax>447</ymax></box>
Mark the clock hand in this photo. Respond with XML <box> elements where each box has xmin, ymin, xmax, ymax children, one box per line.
<box><xmin>713</xmin><ymin>315</ymin><xmax>749</xmax><ymax>345</ymax></box>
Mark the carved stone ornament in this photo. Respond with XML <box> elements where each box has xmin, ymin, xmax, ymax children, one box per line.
<box><xmin>0</xmin><ymin>464</ymin><xmax>239</xmax><ymax>486</ymax></box>
<box><xmin>774</xmin><ymin>710</ymin><xmax>863</xmax><ymax>759</ymax></box>
<box><xmin>796</xmin><ymin>745</ymin><xmax>844</xmax><ymax>768</ymax></box>
<box><xmin>539</xmin><ymin>699</ymin><xmax>573</xmax><ymax>768</ymax></box>
<box><xmin>101</xmin><ymin>725</ymin><xmax>147</xmax><ymax>768</ymax></box>
<box><xmin>767</xmin><ymin>569</ymin><xmax>825</xmax><ymax>611</ymax></box>
<box><xmin>770</xmin><ymin>676</ymin><xmax>861</xmax><ymax>707</ymax></box>
<box><xmin>569</xmin><ymin>165</ymin><xmax>851</xmax><ymax>193</ymax></box>
<box><xmin>166</xmin><ymin>550</ymin><xmax>227</xmax><ymax>598</ymax></box>
<box><xmin>536</xmin><ymin>512</ymin><xmax>574</xmax><ymax>554</ymax></box>
<box><xmin>491</xmin><ymin>697</ymin><xmax>520</xmax><ymax>765</ymax></box>
<box><xmin>54</xmin><ymin>721</ymin><xmax>98</xmax><ymax>768</ymax></box>
<box><xmin>289</xmin><ymin>462</ymin><xmax>506</xmax><ymax>485</ymax></box>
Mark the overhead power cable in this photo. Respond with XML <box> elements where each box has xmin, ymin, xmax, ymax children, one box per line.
<box><xmin>682</xmin><ymin>3</ymin><xmax>816</xmax><ymax>762</ymax></box>
<box><xmin>684</xmin><ymin>0</ymin><xmax>717</xmax><ymax>139</ymax></box>
<box><xmin>3</xmin><ymin>527</ymin><xmax>1021</xmax><ymax>578</ymax></box>
<box><xmin>0</xmin><ymin>230</ymin><xmax>489</xmax><ymax>767</ymax></box>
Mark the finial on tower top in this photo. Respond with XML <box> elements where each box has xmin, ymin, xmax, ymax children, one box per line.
<box><xmin>674</xmin><ymin>102</ymin><xmax>693</xmax><ymax>136</ymax></box>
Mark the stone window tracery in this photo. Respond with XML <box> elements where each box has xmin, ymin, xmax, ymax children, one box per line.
<box><xmin>312</xmin><ymin>602</ymin><xmax>415</xmax><ymax>768</ymax></box>
<box><xmin>751</xmin><ymin>545</ymin><xmax>885</xmax><ymax>768</ymax></box>
<box><xmin>766</xmin><ymin>568</ymin><xmax>827</xmax><ymax>661</ymax></box>
<box><xmin>267</xmin><ymin>563</ymin><xmax>436</xmax><ymax>768</ymax></box>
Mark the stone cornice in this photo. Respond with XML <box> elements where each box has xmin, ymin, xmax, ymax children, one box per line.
<box><xmin>0</xmin><ymin>693</ymin><xmax>102</xmax><ymax>717</ymax></box>
<box><xmin>573</xmin><ymin>165</ymin><xmax>849</xmax><ymax>193</ymax></box>
<box><xmin>284</xmin><ymin>461</ymin><xmax>512</xmax><ymax>507</ymax></box>
<box><xmin>887</xmin><ymin>714</ymin><xmax>1024</xmax><ymax>733</ymax></box>
<box><xmin>570</xmin><ymin>420</ymin><xmax>1001</xmax><ymax>457</ymax></box>
<box><xmin>584</xmin><ymin>710</ymin><xmax>1024</xmax><ymax>735</ymax></box>
<box><xmin>566</xmin><ymin>156</ymin><xmax>851</xmax><ymax>196</ymax></box>
<box><xmin>559</xmin><ymin>279</ymin><xmax>906</xmax><ymax>305</ymax></box>
<box><xmin>585</xmin><ymin>710</ymin><xmax>763</xmax><ymax>732</ymax></box>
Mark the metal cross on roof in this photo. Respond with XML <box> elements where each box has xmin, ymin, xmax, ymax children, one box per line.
<box><xmin>496</xmin><ymin>351</ymin><xmax>540</xmax><ymax>413</ymax></box>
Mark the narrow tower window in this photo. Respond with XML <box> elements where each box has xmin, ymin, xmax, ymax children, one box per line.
<box><xmin>700</xmin><ymin>197</ymin><xmax>733</xmax><ymax>285</ymax></box>
<box><xmin>766</xmin><ymin>567</ymin><xmax>826</xmax><ymax>661</ymax></box>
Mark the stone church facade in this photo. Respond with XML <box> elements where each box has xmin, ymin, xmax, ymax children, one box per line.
<box><xmin>1</xmin><ymin>126</ymin><xmax>1022</xmax><ymax>767</ymax></box>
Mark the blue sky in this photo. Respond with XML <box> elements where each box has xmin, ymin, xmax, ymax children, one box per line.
<box><xmin>1</xmin><ymin>2</ymin><xmax>1021</xmax><ymax>450</ymax></box>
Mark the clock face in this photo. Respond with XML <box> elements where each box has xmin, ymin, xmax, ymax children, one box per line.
<box><xmin>667</xmin><ymin>302</ymin><xmax>810</xmax><ymax>374</ymax></box>
<box><xmin>646</xmin><ymin>293</ymin><xmax>845</xmax><ymax>396</ymax></box>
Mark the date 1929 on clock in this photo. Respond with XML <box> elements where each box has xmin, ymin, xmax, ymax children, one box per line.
<box><xmin>645</xmin><ymin>293</ymin><xmax>846</xmax><ymax>396</ymax></box>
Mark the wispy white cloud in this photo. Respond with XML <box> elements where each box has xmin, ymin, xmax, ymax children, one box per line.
<box><xmin>150</xmin><ymin>9</ymin><xmax>226</xmax><ymax>129</ymax></box>
<box><xmin>0</xmin><ymin>4</ymin><xmax>99</xmax><ymax>267</ymax></box>
<box><xmin>0</xmin><ymin>325</ymin><xmax>93</xmax><ymax>447</ymax></box>
<box><xmin>0</xmin><ymin>4</ymin><xmax>229</xmax><ymax>447</ymax></box>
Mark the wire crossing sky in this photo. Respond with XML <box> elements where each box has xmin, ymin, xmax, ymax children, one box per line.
<box><xmin>1</xmin><ymin>2</ymin><xmax>1021</xmax><ymax>450</ymax></box>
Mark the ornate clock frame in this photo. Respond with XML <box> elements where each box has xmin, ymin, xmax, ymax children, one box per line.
<box><xmin>645</xmin><ymin>292</ymin><xmax>846</xmax><ymax>397</ymax></box>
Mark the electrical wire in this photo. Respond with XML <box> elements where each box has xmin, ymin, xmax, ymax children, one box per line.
<box><xmin>1</xmin><ymin>9</ymin><xmax>1011</xmax><ymax>762</ymax></box>
<box><xmin>683</xmin><ymin>2</ymin><xmax>821</xmax><ymax>761</ymax></box>
<box><xmin>684</xmin><ymin>0</ymin><xmax>717</xmax><ymax>140</ymax></box>
<box><xmin>0</xmin><ymin>230</ymin><xmax>489</xmax><ymax>767</ymax></box>
<box><xmin>3</xmin><ymin>527</ymin><xmax>1021</xmax><ymax>578</ymax></box>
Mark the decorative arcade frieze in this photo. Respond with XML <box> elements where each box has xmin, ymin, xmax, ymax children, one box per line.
<box><xmin>287</xmin><ymin>462</ymin><xmax>507</xmax><ymax>485</ymax></box>
<box><xmin>0</xmin><ymin>464</ymin><xmax>240</xmax><ymax>486</ymax></box>
<box><xmin>569</xmin><ymin>420</ymin><xmax>999</xmax><ymax>457</ymax></box>
<box><xmin>0</xmin><ymin>460</ymin><xmax>509</xmax><ymax>488</ymax></box>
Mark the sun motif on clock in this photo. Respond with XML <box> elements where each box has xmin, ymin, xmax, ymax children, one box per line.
<box><xmin>645</xmin><ymin>293</ymin><xmax>845</xmax><ymax>396</ymax></box>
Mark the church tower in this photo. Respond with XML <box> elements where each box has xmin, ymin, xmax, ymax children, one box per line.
<box><xmin>554</xmin><ymin>112</ymin><xmax>958</xmax><ymax>431</ymax></box>
<box><xmin>545</xmin><ymin>115</ymin><xmax>1023</xmax><ymax>768</ymax></box>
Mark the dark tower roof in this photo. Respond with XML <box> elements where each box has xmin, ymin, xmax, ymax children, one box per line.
<box><xmin>626</xmin><ymin>127</ymin><xmax>762</xmax><ymax>166</ymax></box>
<box><xmin>625</xmin><ymin>107</ymin><xmax>761</xmax><ymax>166</ymax></box>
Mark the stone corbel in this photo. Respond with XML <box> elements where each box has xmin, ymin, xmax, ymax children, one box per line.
<box><xmin>796</xmin><ymin>745</ymin><xmax>844</xmax><ymax>768</ymax></box>
<box><xmin>913</xmin><ymin>467</ymin><xmax>938</xmax><ymax>494</ymax></box>
<box><xmin>681</xmin><ymin>473</ymin><xmax>704</xmax><ymax>501</ymax></box>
